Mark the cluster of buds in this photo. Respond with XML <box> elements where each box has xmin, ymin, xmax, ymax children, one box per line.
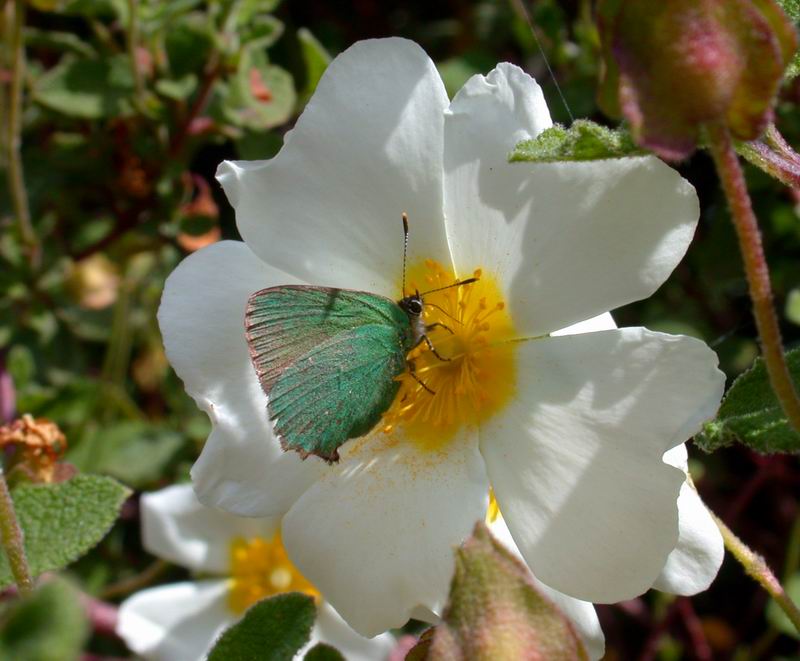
<box><xmin>598</xmin><ymin>0</ymin><xmax>798</xmax><ymax>161</ymax></box>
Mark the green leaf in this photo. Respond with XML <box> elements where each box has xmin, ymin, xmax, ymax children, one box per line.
<box><xmin>0</xmin><ymin>475</ymin><xmax>131</xmax><ymax>588</ymax></box>
<box><xmin>67</xmin><ymin>421</ymin><xmax>184</xmax><ymax>489</ymax></box>
<box><xmin>766</xmin><ymin>572</ymin><xmax>800</xmax><ymax>639</ymax></box>
<box><xmin>0</xmin><ymin>578</ymin><xmax>89</xmax><ymax>661</ymax></box>
<box><xmin>165</xmin><ymin>12</ymin><xmax>215</xmax><ymax>79</ymax></box>
<box><xmin>303</xmin><ymin>643</ymin><xmax>346</xmax><ymax>661</ymax></box>
<box><xmin>208</xmin><ymin>593</ymin><xmax>316</xmax><ymax>661</ymax></box>
<box><xmin>216</xmin><ymin>49</ymin><xmax>295</xmax><ymax>130</ymax></box>
<box><xmin>24</xmin><ymin>28</ymin><xmax>97</xmax><ymax>57</ymax></box>
<box><xmin>428</xmin><ymin>522</ymin><xmax>588</xmax><ymax>659</ymax></box>
<box><xmin>297</xmin><ymin>28</ymin><xmax>331</xmax><ymax>105</ymax></box>
<box><xmin>155</xmin><ymin>74</ymin><xmax>199</xmax><ymax>101</ymax></box>
<box><xmin>786</xmin><ymin>288</ymin><xmax>800</xmax><ymax>325</ymax></box>
<box><xmin>695</xmin><ymin>347</ymin><xmax>800</xmax><ymax>454</ymax></box>
<box><xmin>34</xmin><ymin>56</ymin><xmax>135</xmax><ymax>119</ymax></box>
<box><xmin>775</xmin><ymin>0</ymin><xmax>800</xmax><ymax>78</ymax></box>
<box><xmin>510</xmin><ymin>120</ymin><xmax>646</xmax><ymax>163</ymax></box>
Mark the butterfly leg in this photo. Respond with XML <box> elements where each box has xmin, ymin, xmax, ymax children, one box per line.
<box><xmin>412</xmin><ymin>333</ymin><xmax>452</xmax><ymax>362</ymax></box>
<box><xmin>407</xmin><ymin>360</ymin><xmax>435</xmax><ymax>395</ymax></box>
<box><xmin>425</xmin><ymin>322</ymin><xmax>455</xmax><ymax>335</ymax></box>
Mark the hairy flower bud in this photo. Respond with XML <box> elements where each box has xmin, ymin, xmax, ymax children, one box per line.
<box><xmin>598</xmin><ymin>0</ymin><xmax>798</xmax><ymax>160</ymax></box>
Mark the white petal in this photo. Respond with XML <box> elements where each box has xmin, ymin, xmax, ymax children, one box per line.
<box><xmin>480</xmin><ymin>328</ymin><xmax>725</xmax><ymax>603</ymax></box>
<box><xmin>282</xmin><ymin>431</ymin><xmax>490</xmax><ymax>637</ymax></box>
<box><xmin>217</xmin><ymin>38</ymin><xmax>452</xmax><ymax>297</ymax></box>
<box><xmin>116</xmin><ymin>580</ymin><xmax>232</xmax><ymax>661</ymax></box>
<box><xmin>443</xmin><ymin>64</ymin><xmax>699</xmax><ymax>335</ymax></box>
<box><xmin>653</xmin><ymin>445</ymin><xmax>724</xmax><ymax>594</ymax></box>
<box><xmin>157</xmin><ymin>241</ymin><xmax>326</xmax><ymax>517</ymax></box>
<box><xmin>301</xmin><ymin>602</ymin><xmax>396</xmax><ymax>661</ymax></box>
<box><xmin>141</xmin><ymin>484</ymin><xmax>277</xmax><ymax>574</ymax></box>
<box><xmin>489</xmin><ymin>516</ymin><xmax>605</xmax><ymax>660</ymax></box>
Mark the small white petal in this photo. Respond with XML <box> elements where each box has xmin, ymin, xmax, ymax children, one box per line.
<box><xmin>282</xmin><ymin>431</ymin><xmax>489</xmax><ymax>637</ymax></box>
<box><xmin>653</xmin><ymin>445</ymin><xmax>724</xmax><ymax>594</ymax></box>
<box><xmin>301</xmin><ymin>602</ymin><xmax>396</xmax><ymax>661</ymax></box>
<box><xmin>489</xmin><ymin>516</ymin><xmax>605</xmax><ymax>660</ymax></box>
<box><xmin>141</xmin><ymin>484</ymin><xmax>277</xmax><ymax>574</ymax></box>
<box><xmin>116</xmin><ymin>580</ymin><xmax>232</xmax><ymax>661</ymax></box>
<box><xmin>443</xmin><ymin>64</ymin><xmax>699</xmax><ymax>335</ymax></box>
<box><xmin>481</xmin><ymin>328</ymin><xmax>725</xmax><ymax>603</ymax></box>
<box><xmin>217</xmin><ymin>38</ymin><xmax>452</xmax><ymax>297</ymax></box>
<box><xmin>157</xmin><ymin>241</ymin><xmax>326</xmax><ymax>517</ymax></box>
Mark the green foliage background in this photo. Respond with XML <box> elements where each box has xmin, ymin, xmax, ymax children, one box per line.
<box><xmin>1</xmin><ymin>0</ymin><xmax>799</xmax><ymax>658</ymax></box>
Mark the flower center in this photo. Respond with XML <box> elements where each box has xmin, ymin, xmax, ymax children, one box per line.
<box><xmin>227</xmin><ymin>532</ymin><xmax>319</xmax><ymax>614</ymax></box>
<box><xmin>382</xmin><ymin>259</ymin><xmax>517</xmax><ymax>451</ymax></box>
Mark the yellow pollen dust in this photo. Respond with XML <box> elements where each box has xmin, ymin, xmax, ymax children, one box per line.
<box><xmin>382</xmin><ymin>259</ymin><xmax>517</xmax><ymax>451</ymax></box>
<box><xmin>227</xmin><ymin>533</ymin><xmax>319</xmax><ymax>615</ymax></box>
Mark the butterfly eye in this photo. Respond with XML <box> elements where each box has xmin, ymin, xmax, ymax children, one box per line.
<box><xmin>409</xmin><ymin>299</ymin><xmax>423</xmax><ymax>315</ymax></box>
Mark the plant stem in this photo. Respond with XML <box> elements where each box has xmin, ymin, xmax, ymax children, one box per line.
<box><xmin>0</xmin><ymin>469</ymin><xmax>32</xmax><ymax>594</ymax></box>
<box><xmin>713</xmin><ymin>512</ymin><xmax>800</xmax><ymax>634</ymax></box>
<box><xmin>125</xmin><ymin>0</ymin><xmax>145</xmax><ymax>101</ymax></box>
<box><xmin>706</xmin><ymin>122</ymin><xmax>800</xmax><ymax>433</ymax></box>
<box><xmin>5</xmin><ymin>0</ymin><xmax>38</xmax><ymax>269</ymax></box>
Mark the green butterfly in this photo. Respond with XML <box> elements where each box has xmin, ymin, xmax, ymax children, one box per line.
<box><xmin>245</xmin><ymin>217</ymin><xmax>475</xmax><ymax>462</ymax></box>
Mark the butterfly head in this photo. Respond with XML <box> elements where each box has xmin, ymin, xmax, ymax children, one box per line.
<box><xmin>398</xmin><ymin>291</ymin><xmax>424</xmax><ymax>318</ymax></box>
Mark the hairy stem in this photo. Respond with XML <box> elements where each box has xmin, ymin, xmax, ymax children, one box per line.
<box><xmin>706</xmin><ymin>122</ymin><xmax>800</xmax><ymax>433</ymax></box>
<box><xmin>5</xmin><ymin>0</ymin><xmax>38</xmax><ymax>268</ymax></box>
<box><xmin>0</xmin><ymin>469</ymin><xmax>33</xmax><ymax>594</ymax></box>
<box><xmin>713</xmin><ymin>513</ymin><xmax>800</xmax><ymax>634</ymax></box>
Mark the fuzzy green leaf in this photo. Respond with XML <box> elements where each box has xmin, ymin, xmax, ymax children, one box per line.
<box><xmin>775</xmin><ymin>0</ymin><xmax>800</xmax><ymax>78</ymax></box>
<box><xmin>510</xmin><ymin>120</ymin><xmax>645</xmax><ymax>163</ymax></box>
<box><xmin>34</xmin><ymin>56</ymin><xmax>135</xmax><ymax>119</ymax></box>
<box><xmin>0</xmin><ymin>475</ymin><xmax>131</xmax><ymax>588</ymax></box>
<box><xmin>208</xmin><ymin>593</ymin><xmax>316</xmax><ymax>661</ymax></box>
<box><xmin>695</xmin><ymin>347</ymin><xmax>800</xmax><ymax>453</ymax></box>
<box><xmin>304</xmin><ymin>643</ymin><xmax>346</xmax><ymax>661</ymax></box>
<box><xmin>0</xmin><ymin>578</ymin><xmax>89</xmax><ymax>661</ymax></box>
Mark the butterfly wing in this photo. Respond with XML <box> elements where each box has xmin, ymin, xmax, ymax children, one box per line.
<box><xmin>245</xmin><ymin>286</ymin><xmax>412</xmax><ymax>461</ymax></box>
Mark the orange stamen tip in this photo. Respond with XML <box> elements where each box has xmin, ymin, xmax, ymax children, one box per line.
<box><xmin>473</xmin><ymin>268</ymin><xmax>482</xmax><ymax>278</ymax></box>
<box><xmin>496</xmin><ymin>302</ymin><xmax>505</xmax><ymax>310</ymax></box>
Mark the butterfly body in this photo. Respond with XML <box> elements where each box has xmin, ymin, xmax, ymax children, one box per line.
<box><xmin>246</xmin><ymin>285</ymin><xmax>423</xmax><ymax>462</ymax></box>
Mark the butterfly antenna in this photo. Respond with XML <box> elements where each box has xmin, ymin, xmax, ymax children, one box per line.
<box><xmin>401</xmin><ymin>212</ymin><xmax>409</xmax><ymax>297</ymax></box>
<box><xmin>420</xmin><ymin>276</ymin><xmax>479</xmax><ymax>297</ymax></box>
<box><xmin>424</xmin><ymin>301</ymin><xmax>463</xmax><ymax>325</ymax></box>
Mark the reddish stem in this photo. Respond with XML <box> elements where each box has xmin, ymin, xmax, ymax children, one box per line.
<box><xmin>706</xmin><ymin>122</ymin><xmax>800</xmax><ymax>434</ymax></box>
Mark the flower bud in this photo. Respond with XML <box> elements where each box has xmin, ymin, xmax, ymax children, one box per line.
<box><xmin>598</xmin><ymin>0</ymin><xmax>797</xmax><ymax>160</ymax></box>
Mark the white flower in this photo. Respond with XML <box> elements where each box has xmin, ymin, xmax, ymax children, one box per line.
<box><xmin>158</xmin><ymin>37</ymin><xmax>726</xmax><ymax>641</ymax></box>
<box><xmin>116</xmin><ymin>484</ymin><xmax>395</xmax><ymax>660</ymax></box>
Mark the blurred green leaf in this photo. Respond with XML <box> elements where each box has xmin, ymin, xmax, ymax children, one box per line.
<box><xmin>217</xmin><ymin>50</ymin><xmax>295</xmax><ymax>130</ymax></box>
<box><xmin>165</xmin><ymin>13</ymin><xmax>215</xmax><ymax>79</ymax></box>
<box><xmin>239</xmin><ymin>14</ymin><xmax>284</xmax><ymax>50</ymax></box>
<box><xmin>34</xmin><ymin>56</ymin><xmax>135</xmax><ymax>119</ymax></box>
<box><xmin>787</xmin><ymin>288</ymin><xmax>800</xmax><ymax>325</ymax></box>
<box><xmin>155</xmin><ymin>74</ymin><xmax>199</xmax><ymax>101</ymax></box>
<box><xmin>304</xmin><ymin>643</ymin><xmax>345</xmax><ymax>661</ymax></box>
<box><xmin>208</xmin><ymin>593</ymin><xmax>316</xmax><ymax>661</ymax></box>
<box><xmin>696</xmin><ymin>347</ymin><xmax>800</xmax><ymax>453</ymax></box>
<box><xmin>68</xmin><ymin>421</ymin><xmax>184</xmax><ymax>488</ymax></box>
<box><xmin>235</xmin><ymin>0</ymin><xmax>282</xmax><ymax>24</ymax></box>
<box><xmin>0</xmin><ymin>475</ymin><xmax>130</xmax><ymax>589</ymax></box>
<box><xmin>24</xmin><ymin>28</ymin><xmax>96</xmax><ymax>57</ymax></box>
<box><xmin>0</xmin><ymin>578</ymin><xmax>89</xmax><ymax>661</ymax></box>
<box><xmin>61</xmin><ymin>0</ymin><xmax>128</xmax><ymax>21</ymax></box>
<box><xmin>297</xmin><ymin>27</ymin><xmax>331</xmax><ymax>104</ymax></box>
<box><xmin>767</xmin><ymin>572</ymin><xmax>800</xmax><ymax>638</ymax></box>
<box><xmin>426</xmin><ymin>522</ymin><xmax>588</xmax><ymax>659</ymax></box>
<box><xmin>7</xmin><ymin>345</ymin><xmax>35</xmax><ymax>391</ymax></box>
<box><xmin>510</xmin><ymin>120</ymin><xmax>645</xmax><ymax>163</ymax></box>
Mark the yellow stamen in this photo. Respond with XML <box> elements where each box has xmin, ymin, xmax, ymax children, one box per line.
<box><xmin>227</xmin><ymin>532</ymin><xmax>319</xmax><ymax>614</ymax></box>
<box><xmin>384</xmin><ymin>259</ymin><xmax>517</xmax><ymax>451</ymax></box>
<box><xmin>486</xmin><ymin>489</ymin><xmax>501</xmax><ymax>524</ymax></box>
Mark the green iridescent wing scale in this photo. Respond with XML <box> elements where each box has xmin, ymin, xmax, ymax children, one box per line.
<box><xmin>245</xmin><ymin>286</ymin><xmax>413</xmax><ymax>462</ymax></box>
